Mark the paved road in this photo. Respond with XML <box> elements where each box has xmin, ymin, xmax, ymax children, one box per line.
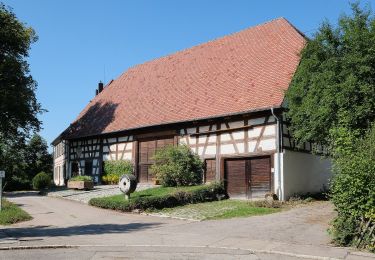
<box><xmin>1</xmin><ymin>193</ymin><xmax>374</xmax><ymax>260</ymax></box>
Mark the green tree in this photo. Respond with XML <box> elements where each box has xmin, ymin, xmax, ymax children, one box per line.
<box><xmin>24</xmin><ymin>134</ymin><xmax>53</xmax><ymax>178</ymax></box>
<box><xmin>0</xmin><ymin>3</ymin><xmax>43</xmax><ymax>143</ymax></box>
<box><xmin>0</xmin><ymin>134</ymin><xmax>52</xmax><ymax>190</ymax></box>
<box><xmin>285</xmin><ymin>2</ymin><xmax>375</xmax><ymax>148</ymax></box>
<box><xmin>0</xmin><ymin>3</ymin><xmax>45</xmax><ymax>189</ymax></box>
<box><xmin>286</xmin><ymin>2</ymin><xmax>375</xmax><ymax>250</ymax></box>
<box><xmin>0</xmin><ymin>139</ymin><xmax>29</xmax><ymax>190</ymax></box>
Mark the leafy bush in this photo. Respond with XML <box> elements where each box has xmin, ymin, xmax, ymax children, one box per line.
<box><xmin>102</xmin><ymin>173</ymin><xmax>120</xmax><ymax>184</ymax></box>
<box><xmin>89</xmin><ymin>182</ymin><xmax>226</xmax><ymax>211</ymax></box>
<box><xmin>330</xmin><ymin>124</ymin><xmax>375</xmax><ymax>251</ymax></box>
<box><xmin>69</xmin><ymin>175</ymin><xmax>92</xmax><ymax>181</ymax></box>
<box><xmin>151</xmin><ymin>145</ymin><xmax>203</xmax><ymax>187</ymax></box>
<box><xmin>32</xmin><ymin>171</ymin><xmax>51</xmax><ymax>190</ymax></box>
<box><xmin>103</xmin><ymin>160</ymin><xmax>133</xmax><ymax>184</ymax></box>
<box><xmin>104</xmin><ymin>160</ymin><xmax>133</xmax><ymax>175</ymax></box>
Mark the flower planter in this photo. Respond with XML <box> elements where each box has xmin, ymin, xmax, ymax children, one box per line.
<box><xmin>67</xmin><ymin>180</ymin><xmax>94</xmax><ymax>190</ymax></box>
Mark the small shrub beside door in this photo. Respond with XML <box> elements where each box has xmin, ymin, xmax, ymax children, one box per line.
<box><xmin>151</xmin><ymin>144</ymin><xmax>203</xmax><ymax>187</ymax></box>
<box><xmin>102</xmin><ymin>160</ymin><xmax>134</xmax><ymax>184</ymax></box>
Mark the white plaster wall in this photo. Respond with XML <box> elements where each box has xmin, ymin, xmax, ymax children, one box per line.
<box><xmin>180</xmin><ymin>119</ymin><xmax>277</xmax><ymax>157</ymax></box>
<box><xmin>53</xmin><ymin>155</ymin><xmax>65</xmax><ymax>186</ymax></box>
<box><xmin>282</xmin><ymin>150</ymin><xmax>332</xmax><ymax>200</ymax></box>
<box><xmin>259</xmin><ymin>139</ymin><xmax>276</xmax><ymax>151</ymax></box>
<box><xmin>102</xmin><ymin>140</ymin><xmax>134</xmax><ymax>161</ymax></box>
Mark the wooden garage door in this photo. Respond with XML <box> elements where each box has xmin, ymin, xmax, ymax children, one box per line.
<box><xmin>138</xmin><ymin>136</ymin><xmax>174</xmax><ymax>183</ymax></box>
<box><xmin>225</xmin><ymin>156</ymin><xmax>271</xmax><ymax>199</ymax></box>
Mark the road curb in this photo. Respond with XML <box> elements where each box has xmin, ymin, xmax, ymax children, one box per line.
<box><xmin>0</xmin><ymin>245</ymin><xmax>76</xmax><ymax>250</ymax></box>
<box><xmin>0</xmin><ymin>243</ymin><xmax>352</xmax><ymax>259</ymax></box>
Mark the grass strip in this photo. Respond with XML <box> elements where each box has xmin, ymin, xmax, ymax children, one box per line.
<box><xmin>0</xmin><ymin>199</ymin><xmax>32</xmax><ymax>225</ymax></box>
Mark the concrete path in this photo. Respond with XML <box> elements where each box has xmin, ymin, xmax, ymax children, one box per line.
<box><xmin>1</xmin><ymin>194</ymin><xmax>374</xmax><ymax>260</ymax></box>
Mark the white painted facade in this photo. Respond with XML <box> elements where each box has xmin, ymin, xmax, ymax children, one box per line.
<box><xmin>102</xmin><ymin>136</ymin><xmax>134</xmax><ymax>161</ymax></box>
<box><xmin>53</xmin><ymin>141</ymin><xmax>66</xmax><ymax>186</ymax></box>
<box><xmin>53</xmin><ymin>114</ymin><xmax>332</xmax><ymax>200</ymax></box>
<box><xmin>178</xmin><ymin>116</ymin><xmax>277</xmax><ymax>159</ymax></box>
<box><xmin>66</xmin><ymin>136</ymin><xmax>135</xmax><ymax>183</ymax></box>
<box><xmin>274</xmin><ymin>150</ymin><xmax>331</xmax><ymax>200</ymax></box>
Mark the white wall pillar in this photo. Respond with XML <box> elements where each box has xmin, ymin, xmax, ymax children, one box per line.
<box><xmin>273</xmin><ymin>152</ymin><xmax>284</xmax><ymax>200</ymax></box>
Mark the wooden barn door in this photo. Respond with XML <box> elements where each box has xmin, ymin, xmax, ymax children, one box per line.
<box><xmin>225</xmin><ymin>156</ymin><xmax>271</xmax><ymax>199</ymax></box>
<box><xmin>204</xmin><ymin>159</ymin><xmax>216</xmax><ymax>183</ymax></box>
<box><xmin>225</xmin><ymin>159</ymin><xmax>248</xmax><ymax>198</ymax></box>
<box><xmin>248</xmin><ymin>157</ymin><xmax>271</xmax><ymax>199</ymax></box>
<box><xmin>138</xmin><ymin>136</ymin><xmax>174</xmax><ymax>183</ymax></box>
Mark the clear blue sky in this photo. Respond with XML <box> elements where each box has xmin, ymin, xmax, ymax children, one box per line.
<box><xmin>3</xmin><ymin>0</ymin><xmax>374</xmax><ymax>148</ymax></box>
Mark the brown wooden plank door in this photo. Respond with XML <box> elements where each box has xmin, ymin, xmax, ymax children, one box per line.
<box><xmin>248</xmin><ymin>157</ymin><xmax>271</xmax><ymax>199</ymax></box>
<box><xmin>138</xmin><ymin>136</ymin><xmax>174</xmax><ymax>183</ymax></box>
<box><xmin>204</xmin><ymin>159</ymin><xmax>216</xmax><ymax>183</ymax></box>
<box><xmin>225</xmin><ymin>159</ymin><xmax>248</xmax><ymax>198</ymax></box>
<box><xmin>224</xmin><ymin>156</ymin><xmax>271</xmax><ymax>199</ymax></box>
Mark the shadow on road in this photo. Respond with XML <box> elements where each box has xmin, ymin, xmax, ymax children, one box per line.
<box><xmin>4</xmin><ymin>223</ymin><xmax>162</xmax><ymax>238</ymax></box>
<box><xmin>4</xmin><ymin>191</ymin><xmax>40</xmax><ymax>198</ymax></box>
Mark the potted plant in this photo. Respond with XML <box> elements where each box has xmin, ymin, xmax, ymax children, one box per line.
<box><xmin>67</xmin><ymin>175</ymin><xmax>94</xmax><ymax>190</ymax></box>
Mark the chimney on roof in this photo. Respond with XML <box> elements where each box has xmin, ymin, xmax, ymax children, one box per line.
<box><xmin>96</xmin><ymin>81</ymin><xmax>104</xmax><ymax>95</ymax></box>
<box><xmin>95</xmin><ymin>89</ymin><xmax>99</xmax><ymax>96</ymax></box>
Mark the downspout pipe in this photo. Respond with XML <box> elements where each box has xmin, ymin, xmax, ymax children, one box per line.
<box><xmin>271</xmin><ymin>108</ymin><xmax>282</xmax><ymax>200</ymax></box>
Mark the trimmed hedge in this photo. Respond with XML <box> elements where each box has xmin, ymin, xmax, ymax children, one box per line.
<box><xmin>89</xmin><ymin>182</ymin><xmax>226</xmax><ymax>212</ymax></box>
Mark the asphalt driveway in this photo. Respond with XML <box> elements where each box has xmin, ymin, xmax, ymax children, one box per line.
<box><xmin>0</xmin><ymin>193</ymin><xmax>373</xmax><ymax>260</ymax></box>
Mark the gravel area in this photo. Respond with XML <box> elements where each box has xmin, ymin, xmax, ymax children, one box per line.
<box><xmin>47</xmin><ymin>184</ymin><xmax>157</xmax><ymax>204</ymax></box>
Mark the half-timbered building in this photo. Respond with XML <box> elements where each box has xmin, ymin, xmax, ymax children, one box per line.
<box><xmin>52</xmin><ymin>18</ymin><xmax>331</xmax><ymax>200</ymax></box>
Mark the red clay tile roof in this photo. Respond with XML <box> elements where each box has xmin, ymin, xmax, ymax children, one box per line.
<box><xmin>63</xmin><ymin>18</ymin><xmax>306</xmax><ymax>139</ymax></box>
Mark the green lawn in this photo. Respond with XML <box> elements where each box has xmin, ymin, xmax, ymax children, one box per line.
<box><xmin>0</xmin><ymin>199</ymin><xmax>32</xmax><ymax>225</ymax></box>
<box><xmin>101</xmin><ymin>185</ymin><xmax>208</xmax><ymax>202</ymax></box>
<box><xmin>147</xmin><ymin>199</ymin><xmax>281</xmax><ymax>220</ymax></box>
<box><xmin>90</xmin><ymin>185</ymin><xmax>283</xmax><ymax>220</ymax></box>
